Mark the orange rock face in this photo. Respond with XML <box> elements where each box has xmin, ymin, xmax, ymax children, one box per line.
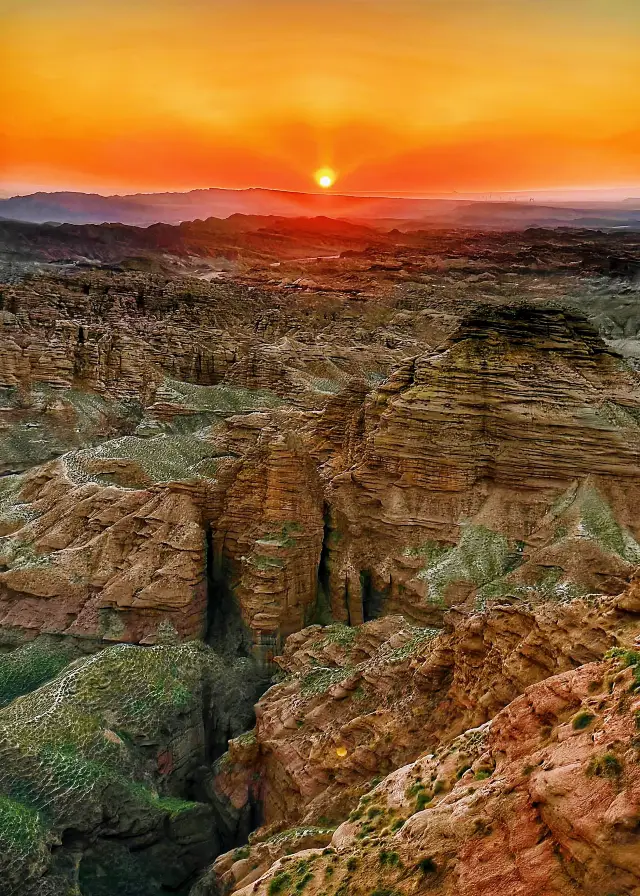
<box><xmin>203</xmin><ymin>597</ymin><xmax>640</xmax><ymax>896</ymax></box>
<box><xmin>3</xmin><ymin>293</ymin><xmax>640</xmax><ymax>659</ymax></box>
<box><xmin>1</xmin><ymin>269</ymin><xmax>406</xmax><ymax>647</ymax></box>
<box><xmin>213</xmin><ymin>432</ymin><xmax>325</xmax><ymax>650</ymax></box>
<box><xmin>208</xmin><ymin>580</ymin><xmax>639</xmax><ymax>831</ymax></box>
<box><xmin>0</xmin><ymin>461</ymin><xmax>208</xmax><ymax>643</ymax></box>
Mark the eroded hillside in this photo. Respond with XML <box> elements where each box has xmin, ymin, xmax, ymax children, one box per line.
<box><xmin>0</xmin><ymin>229</ymin><xmax>639</xmax><ymax>894</ymax></box>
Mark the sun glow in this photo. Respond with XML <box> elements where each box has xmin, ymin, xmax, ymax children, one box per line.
<box><xmin>315</xmin><ymin>168</ymin><xmax>336</xmax><ymax>189</ymax></box>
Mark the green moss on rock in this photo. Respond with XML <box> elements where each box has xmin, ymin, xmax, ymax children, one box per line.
<box><xmin>416</xmin><ymin>524</ymin><xmax>522</xmax><ymax>605</ymax></box>
<box><xmin>0</xmin><ymin>641</ymin><xmax>225</xmax><ymax>894</ymax></box>
<box><xmin>0</xmin><ymin>636</ymin><xmax>82</xmax><ymax>707</ymax></box>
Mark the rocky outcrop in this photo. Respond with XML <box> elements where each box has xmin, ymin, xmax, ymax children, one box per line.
<box><xmin>231</xmin><ymin>648</ymin><xmax>640</xmax><ymax>896</ymax></box>
<box><xmin>200</xmin><ymin>603</ymin><xmax>640</xmax><ymax>896</ymax></box>
<box><xmin>4</xmin><ymin>293</ymin><xmax>640</xmax><ymax>657</ymax></box>
<box><xmin>0</xmin><ymin>461</ymin><xmax>210</xmax><ymax>644</ymax></box>
<box><xmin>214</xmin><ymin>431</ymin><xmax>326</xmax><ymax>654</ymax></box>
<box><xmin>324</xmin><ymin>305</ymin><xmax>640</xmax><ymax>625</ymax></box>
<box><xmin>204</xmin><ymin>578</ymin><xmax>640</xmax><ymax>852</ymax></box>
<box><xmin>4</xmin><ymin>229</ymin><xmax>640</xmax><ymax>895</ymax></box>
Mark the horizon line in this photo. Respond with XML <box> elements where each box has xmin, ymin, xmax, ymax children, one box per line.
<box><xmin>2</xmin><ymin>183</ymin><xmax>640</xmax><ymax>203</ymax></box>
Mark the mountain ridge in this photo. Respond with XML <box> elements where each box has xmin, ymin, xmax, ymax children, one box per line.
<box><xmin>2</xmin><ymin>187</ymin><xmax>640</xmax><ymax>230</ymax></box>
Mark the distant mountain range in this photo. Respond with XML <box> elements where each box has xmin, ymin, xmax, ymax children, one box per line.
<box><xmin>0</xmin><ymin>214</ymin><xmax>394</xmax><ymax>272</ymax></box>
<box><xmin>2</xmin><ymin>213</ymin><xmax>639</xmax><ymax>283</ymax></box>
<box><xmin>1</xmin><ymin>187</ymin><xmax>640</xmax><ymax>230</ymax></box>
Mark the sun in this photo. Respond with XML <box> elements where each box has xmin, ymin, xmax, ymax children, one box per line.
<box><xmin>315</xmin><ymin>167</ymin><xmax>336</xmax><ymax>189</ymax></box>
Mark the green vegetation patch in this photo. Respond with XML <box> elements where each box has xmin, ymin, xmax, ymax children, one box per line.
<box><xmin>579</xmin><ymin>488</ymin><xmax>640</xmax><ymax>563</ymax></box>
<box><xmin>0</xmin><ymin>645</ymin><xmax>215</xmax><ymax>840</ymax></box>
<box><xmin>0</xmin><ymin>794</ymin><xmax>46</xmax><ymax>853</ymax></box>
<box><xmin>235</xmin><ymin>730</ymin><xmax>257</xmax><ymax>748</ymax></box>
<box><xmin>587</xmin><ymin>752</ymin><xmax>622</xmax><ymax>779</ymax></box>
<box><xmin>65</xmin><ymin>432</ymin><xmax>222</xmax><ymax>485</ymax></box>
<box><xmin>258</xmin><ymin>522</ymin><xmax>303</xmax><ymax>549</ymax></box>
<box><xmin>0</xmin><ymin>423</ymin><xmax>68</xmax><ymax>471</ymax></box>
<box><xmin>0</xmin><ymin>475</ymin><xmax>35</xmax><ymax>528</ymax></box>
<box><xmin>477</xmin><ymin>565</ymin><xmax>587</xmax><ymax>609</ymax></box>
<box><xmin>414</xmin><ymin>525</ymin><xmax>523</xmax><ymax>606</ymax></box>
<box><xmin>320</xmin><ymin>624</ymin><xmax>358</xmax><ymax>649</ymax></box>
<box><xmin>268</xmin><ymin>871</ymin><xmax>293</xmax><ymax>895</ymax></box>
<box><xmin>0</xmin><ymin>386</ymin><xmax>144</xmax><ymax>477</ymax></box>
<box><xmin>597</xmin><ymin>401</ymin><xmax>640</xmax><ymax>430</ymax></box>
<box><xmin>572</xmin><ymin>710</ymin><xmax>596</xmax><ymax>731</ymax></box>
<box><xmin>384</xmin><ymin>626</ymin><xmax>439</xmax><ymax>663</ymax></box>
<box><xmin>250</xmin><ymin>554</ymin><xmax>285</xmax><ymax>571</ymax></box>
<box><xmin>606</xmin><ymin>647</ymin><xmax>640</xmax><ymax>691</ymax></box>
<box><xmin>0</xmin><ymin>538</ymin><xmax>53</xmax><ymax>572</ymax></box>
<box><xmin>0</xmin><ymin>636</ymin><xmax>81</xmax><ymax>707</ymax></box>
<box><xmin>417</xmin><ymin>856</ymin><xmax>437</xmax><ymax>874</ymax></box>
<box><xmin>266</xmin><ymin>826</ymin><xmax>335</xmax><ymax>847</ymax></box>
<box><xmin>0</xmin><ymin>641</ymin><xmax>221</xmax><ymax>887</ymax></box>
<box><xmin>306</xmin><ymin>376</ymin><xmax>343</xmax><ymax>395</ymax></box>
<box><xmin>299</xmin><ymin>665</ymin><xmax>352</xmax><ymax>697</ymax></box>
<box><xmin>160</xmin><ymin>378</ymin><xmax>284</xmax><ymax>414</ymax></box>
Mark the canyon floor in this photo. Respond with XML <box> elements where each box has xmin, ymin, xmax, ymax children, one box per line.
<box><xmin>0</xmin><ymin>221</ymin><xmax>640</xmax><ymax>895</ymax></box>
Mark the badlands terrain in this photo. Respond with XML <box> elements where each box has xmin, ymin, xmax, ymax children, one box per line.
<box><xmin>0</xmin><ymin>218</ymin><xmax>640</xmax><ymax>895</ymax></box>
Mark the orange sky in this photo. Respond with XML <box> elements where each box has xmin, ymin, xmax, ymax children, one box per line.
<box><xmin>1</xmin><ymin>0</ymin><xmax>639</xmax><ymax>196</ymax></box>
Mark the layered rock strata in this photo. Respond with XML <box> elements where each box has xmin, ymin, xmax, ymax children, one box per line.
<box><xmin>324</xmin><ymin>305</ymin><xmax>640</xmax><ymax>626</ymax></box>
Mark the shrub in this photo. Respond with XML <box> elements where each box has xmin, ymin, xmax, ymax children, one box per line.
<box><xmin>268</xmin><ymin>871</ymin><xmax>292</xmax><ymax>895</ymax></box>
<box><xmin>300</xmin><ymin>666</ymin><xmax>351</xmax><ymax>697</ymax></box>
<box><xmin>295</xmin><ymin>872</ymin><xmax>313</xmax><ymax>892</ymax></box>
<box><xmin>587</xmin><ymin>753</ymin><xmax>622</xmax><ymax>779</ymax></box>
<box><xmin>418</xmin><ymin>857</ymin><xmax>437</xmax><ymax>874</ymax></box>
<box><xmin>606</xmin><ymin>648</ymin><xmax>640</xmax><ymax>692</ymax></box>
<box><xmin>572</xmin><ymin>710</ymin><xmax>595</xmax><ymax>730</ymax></box>
<box><xmin>405</xmin><ymin>781</ymin><xmax>425</xmax><ymax>798</ymax></box>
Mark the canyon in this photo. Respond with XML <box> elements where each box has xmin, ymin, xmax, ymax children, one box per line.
<box><xmin>0</xmin><ymin>222</ymin><xmax>639</xmax><ymax>895</ymax></box>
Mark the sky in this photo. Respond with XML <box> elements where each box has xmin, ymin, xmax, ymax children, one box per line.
<box><xmin>1</xmin><ymin>0</ymin><xmax>639</xmax><ymax>197</ymax></box>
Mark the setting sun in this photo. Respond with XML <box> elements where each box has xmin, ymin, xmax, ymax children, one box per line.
<box><xmin>315</xmin><ymin>168</ymin><xmax>336</xmax><ymax>189</ymax></box>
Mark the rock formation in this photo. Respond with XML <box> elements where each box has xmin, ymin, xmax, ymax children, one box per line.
<box><xmin>218</xmin><ymin>646</ymin><xmax>640</xmax><ymax>896</ymax></box>
<box><xmin>1</xmin><ymin>229</ymin><xmax>640</xmax><ymax>894</ymax></box>
<box><xmin>323</xmin><ymin>305</ymin><xmax>640</xmax><ymax>628</ymax></box>
<box><xmin>4</xmin><ymin>276</ymin><xmax>640</xmax><ymax>652</ymax></box>
<box><xmin>198</xmin><ymin>579</ymin><xmax>640</xmax><ymax>895</ymax></box>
